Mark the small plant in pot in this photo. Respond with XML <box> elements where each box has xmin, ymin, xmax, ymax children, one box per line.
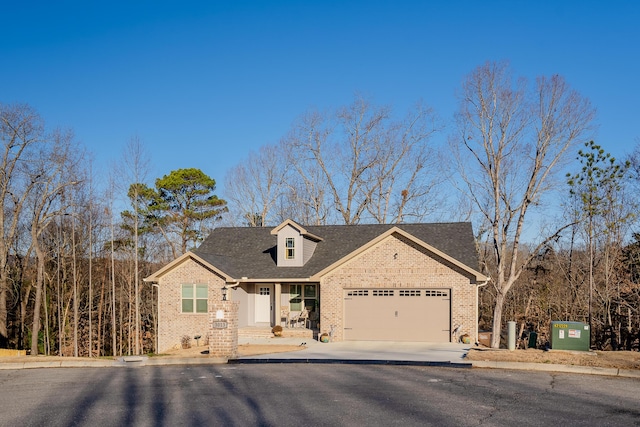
<box><xmin>320</xmin><ymin>333</ymin><xmax>330</xmax><ymax>343</ymax></box>
<box><xmin>272</xmin><ymin>325</ymin><xmax>283</xmax><ymax>337</ymax></box>
<box><xmin>181</xmin><ymin>335</ymin><xmax>192</xmax><ymax>349</ymax></box>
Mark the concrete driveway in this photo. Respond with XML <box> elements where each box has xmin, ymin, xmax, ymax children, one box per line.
<box><xmin>237</xmin><ymin>337</ymin><xmax>471</xmax><ymax>365</ymax></box>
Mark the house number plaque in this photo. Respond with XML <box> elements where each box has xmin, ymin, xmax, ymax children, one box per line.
<box><xmin>212</xmin><ymin>321</ymin><xmax>228</xmax><ymax>329</ymax></box>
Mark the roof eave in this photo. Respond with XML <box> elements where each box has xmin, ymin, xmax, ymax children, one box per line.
<box><xmin>143</xmin><ymin>251</ymin><xmax>234</xmax><ymax>283</ymax></box>
<box><xmin>269</xmin><ymin>219</ymin><xmax>324</xmax><ymax>241</ymax></box>
<box><xmin>231</xmin><ymin>277</ymin><xmax>316</xmax><ymax>283</ymax></box>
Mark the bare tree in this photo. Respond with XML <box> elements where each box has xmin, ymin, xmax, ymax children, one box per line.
<box><xmin>287</xmin><ymin>100</ymin><xmax>384</xmax><ymax>224</ymax></box>
<box><xmin>450</xmin><ymin>61</ymin><xmax>595</xmax><ymax>348</ymax></box>
<box><xmin>87</xmin><ymin>161</ymin><xmax>95</xmax><ymax>356</ymax></box>
<box><xmin>224</xmin><ymin>144</ymin><xmax>287</xmax><ymax>227</ymax></box>
<box><xmin>282</xmin><ymin>95</ymin><xmax>440</xmax><ymax>225</ymax></box>
<box><xmin>119</xmin><ymin>137</ymin><xmax>151</xmax><ymax>355</ymax></box>
<box><xmin>106</xmin><ymin>176</ymin><xmax>118</xmax><ymax>356</ymax></box>
<box><xmin>279</xmin><ymin>138</ymin><xmax>332</xmax><ymax>226</ymax></box>
<box><xmin>29</xmin><ymin>129</ymin><xmax>83</xmax><ymax>355</ymax></box>
<box><xmin>364</xmin><ymin>102</ymin><xmax>442</xmax><ymax>223</ymax></box>
<box><xmin>0</xmin><ymin>104</ymin><xmax>45</xmax><ymax>348</ymax></box>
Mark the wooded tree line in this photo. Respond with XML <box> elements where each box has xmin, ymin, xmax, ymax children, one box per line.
<box><xmin>2</xmin><ymin>61</ymin><xmax>639</xmax><ymax>355</ymax></box>
<box><xmin>0</xmin><ymin>108</ymin><xmax>226</xmax><ymax>356</ymax></box>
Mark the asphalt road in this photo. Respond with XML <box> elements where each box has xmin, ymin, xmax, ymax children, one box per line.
<box><xmin>0</xmin><ymin>365</ymin><xmax>638</xmax><ymax>426</ymax></box>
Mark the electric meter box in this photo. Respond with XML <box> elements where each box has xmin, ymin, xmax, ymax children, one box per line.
<box><xmin>550</xmin><ymin>321</ymin><xmax>590</xmax><ymax>351</ymax></box>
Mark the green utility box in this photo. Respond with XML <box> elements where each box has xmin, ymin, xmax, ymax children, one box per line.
<box><xmin>528</xmin><ymin>331</ymin><xmax>538</xmax><ymax>348</ymax></box>
<box><xmin>550</xmin><ymin>321</ymin><xmax>590</xmax><ymax>351</ymax></box>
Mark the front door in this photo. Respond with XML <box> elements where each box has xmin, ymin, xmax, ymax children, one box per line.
<box><xmin>255</xmin><ymin>284</ymin><xmax>273</xmax><ymax>324</ymax></box>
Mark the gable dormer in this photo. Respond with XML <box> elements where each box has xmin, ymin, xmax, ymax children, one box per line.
<box><xmin>270</xmin><ymin>219</ymin><xmax>323</xmax><ymax>267</ymax></box>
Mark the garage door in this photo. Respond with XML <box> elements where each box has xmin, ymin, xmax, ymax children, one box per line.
<box><xmin>343</xmin><ymin>289</ymin><xmax>451</xmax><ymax>342</ymax></box>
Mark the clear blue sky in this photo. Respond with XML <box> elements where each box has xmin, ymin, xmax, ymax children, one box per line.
<box><xmin>2</xmin><ymin>1</ymin><xmax>638</xmax><ymax>195</ymax></box>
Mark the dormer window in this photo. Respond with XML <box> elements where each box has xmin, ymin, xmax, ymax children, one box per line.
<box><xmin>285</xmin><ymin>238</ymin><xmax>295</xmax><ymax>259</ymax></box>
<box><xmin>271</xmin><ymin>219</ymin><xmax>323</xmax><ymax>267</ymax></box>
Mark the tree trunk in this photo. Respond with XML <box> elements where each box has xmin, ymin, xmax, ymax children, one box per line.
<box><xmin>97</xmin><ymin>270</ymin><xmax>105</xmax><ymax>356</ymax></box>
<box><xmin>0</xmin><ymin>277</ymin><xmax>7</xmax><ymax>348</ymax></box>
<box><xmin>491</xmin><ymin>292</ymin><xmax>506</xmax><ymax>348</ymax></box>
<box><xmin>72</xmin><ymin>218</ymin><xmax>78</xmax><ymax>358</ymax></box>
<box><xmin>31</xmin><ymin>242</ymin><xmax>46</xmax><ymax>355</ymax></box>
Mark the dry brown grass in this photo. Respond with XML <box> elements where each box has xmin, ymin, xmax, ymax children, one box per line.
<box><xmin>465</xmin><ymin>347</ymin><xmax>640</xmax><ymax>370</ymax></box>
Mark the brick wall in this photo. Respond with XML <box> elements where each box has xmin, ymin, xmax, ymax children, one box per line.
<box><xmin>155</xmin><ymin>234</ymin><xmax>480</xmax><ymax>348</ymax></box>
<box><xmin>157</xmin><ymin>257</ymin><xmax>225</xmax><ymax>353</ymax></box>
<box><xmin>208</xmin><ymin>301</ymin><xmax>239</xmax><ymax>359</ymax></box>
<box><xmin>319</xmin><ymin>233</ymin><xmax>478</xmax><ymax>342</ymax></box>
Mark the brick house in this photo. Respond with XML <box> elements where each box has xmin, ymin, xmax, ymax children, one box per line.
<box><xmin>144</xmin><ymin>219</ymin><xmax>488</xmax><ymax>352</ymax></box>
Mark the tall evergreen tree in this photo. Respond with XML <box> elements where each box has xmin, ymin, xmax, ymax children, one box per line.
<box><xmin>129</xmin><ymin>168</ymin><xmax>227</xmax><ymax>258</ymax></box>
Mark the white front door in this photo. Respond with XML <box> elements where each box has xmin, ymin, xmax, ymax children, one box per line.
<box><xmin>255</xmin><ymin>284</ymin><xmax>273</xmax><ymax>324</ymax></box>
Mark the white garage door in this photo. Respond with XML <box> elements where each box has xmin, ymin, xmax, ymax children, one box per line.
<box><xmin>343</xmin><ymin>289</ymin><xmax>451</xmax><ymax>342</ymax></box>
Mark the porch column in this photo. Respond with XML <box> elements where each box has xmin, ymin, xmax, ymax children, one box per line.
<box><xmin>275</xmin><ymin>283</ymin><xmax>282</xmax><ymax>325</ymax></box>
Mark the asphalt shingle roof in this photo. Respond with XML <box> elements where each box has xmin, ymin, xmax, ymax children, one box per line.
<box><xmin>193</xmin><ymin>222</ymin><xmax>479</xmax><ymax>280</ymax></box>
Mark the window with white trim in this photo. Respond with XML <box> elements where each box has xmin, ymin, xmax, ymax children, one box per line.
<box><xmin>285</xmin><ymin>237</ymin><xmax>295</xmax><ymax>259</ymax></box>
<box><xmin>182</xmin><ymin>284</ymin><xmax>208</xmax><ymax>313</ymax></box>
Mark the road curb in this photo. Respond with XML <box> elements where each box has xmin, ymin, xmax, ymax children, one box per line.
<box><xmin>0</xmin><ymin>357</ymin><xmax>227</xmax><ymax>370</ymax></box>
<box><xmin>0</xmin><ymin>360</ymin><xmax>115</xmax><ymax>370</ymax></box>
<box><xmin>231</xmin><ymin>358</ymin><xmax>472</xmax><ymax>367</ymax></box>
<box><xmin>1</xmin><ymin>356</ymin><xmax>638</xmax><ymax>377</ymax></box>
<box><xmin>471</xmin><ymin>360</ymin><xmax>640</xmax><ymax>378</ymax></box>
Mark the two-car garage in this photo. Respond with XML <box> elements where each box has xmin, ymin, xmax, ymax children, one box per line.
<box><xmin>343</xmin><ymin>288</ymin><xmax>452</xmax><ymax>342</ymax></box>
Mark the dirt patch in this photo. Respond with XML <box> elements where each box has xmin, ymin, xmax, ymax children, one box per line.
<box><xmin>237</xmin><ymin>344</ymin><xmax>304</xmax><ymax>357</ymax></box>
<box><xmin>160</xmin><ymin>344</ymin><xmax>304</xmax><ymax>358</ymax></box>
<box><xmin>465</xmin><ymin>347</ymin><xmax>640</xmax><ymax>370</ymax></box>
<box><xmin>0</xmin><ymin>344</ymin><xmax>305</xmax><ymax>364</ymax></box>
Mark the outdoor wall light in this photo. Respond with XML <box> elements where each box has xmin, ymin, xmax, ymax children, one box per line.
<box><xmin>221</xmin><ymin>285</ymin><xmax>228</xmax><ymax>301</ymax></box>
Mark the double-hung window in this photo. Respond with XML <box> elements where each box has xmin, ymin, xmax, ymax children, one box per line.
<box><xmin>285</xmin><ymin>237</ymin><xmax>295</xmax><ymax>259</ymax></box>
<box><xmin>182</xmin><ymin>284</ymin><xmax>208</xmax><ymax>313</ymax></box>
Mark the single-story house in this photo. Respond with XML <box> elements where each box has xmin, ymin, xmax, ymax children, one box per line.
<box><xmin>144</xmin><ymin>219</ymin><xmax>489</xmax><ymax>352</ymax></box>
